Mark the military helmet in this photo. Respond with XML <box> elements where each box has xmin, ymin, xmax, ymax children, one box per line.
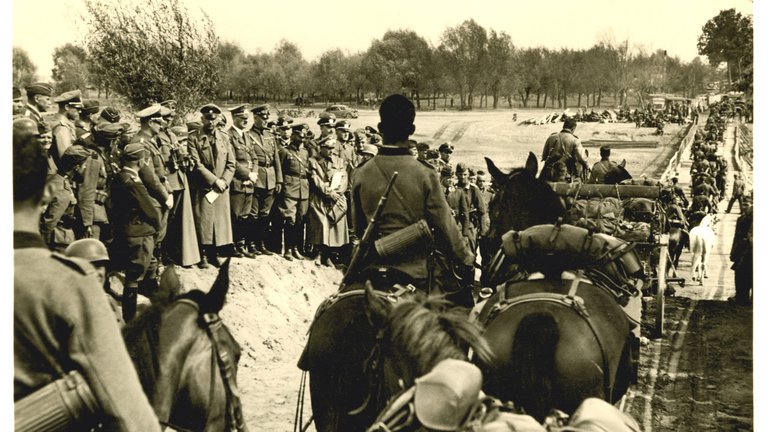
<box><xmin>65</xmin><ymin>238</ymin><xmax>110</xmax><ymax>263</ymax></box>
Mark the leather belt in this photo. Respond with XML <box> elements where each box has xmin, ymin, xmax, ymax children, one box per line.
<box><xmin>258</xmin><ymin>161</ymin><xmax>273</xmax><ymax>167</ymax></box>
<box><xmin>288</xmin><ymin>173</ymin><xmax>306</xmax><ymax>179</ymax></box>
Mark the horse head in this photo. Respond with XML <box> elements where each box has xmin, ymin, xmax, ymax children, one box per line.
<box><xmin>363</xmin><ymin>282</ymin><xmax>493</xmax><ymax>415</ymax></box>
<box><xmin>485</xmin><ymin>152</ymin><xmax>566</xmax><ymax>251</ymax></box>
<box><xmin>603</xmin><ymin>160</ymin><xmax>632</xmax><ymax>185</ymax></box>
<box><xmin>123</xmin><ymin>259</ymin><xmax>243</xmax><ymax>432</ymax></box>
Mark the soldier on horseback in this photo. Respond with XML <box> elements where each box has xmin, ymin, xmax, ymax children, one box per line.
<box><xmin>540</xmin><ymin>117</ymin><xmax>588</xmax><ymax>183</ymax></box>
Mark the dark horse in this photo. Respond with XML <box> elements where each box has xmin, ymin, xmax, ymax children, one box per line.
<box><xmin>123</xmin><ymin>261</ymin><xmax>246</xmax><ymax>432</ymax></box>
<box><xmin>300</xmin><ymin>273</ymin><xmax>492</xmax><ymax>432</ymax></box>
<box><xmin>479</xmin><ymin>153</ymin><xmax>634</xmax><ymax>421</ymax></box>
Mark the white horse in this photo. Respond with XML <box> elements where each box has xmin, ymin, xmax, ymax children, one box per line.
<box><xmin>689</xmin><ymin>214</ymin><xmax>716</xmax><ymax>285</ymax></box>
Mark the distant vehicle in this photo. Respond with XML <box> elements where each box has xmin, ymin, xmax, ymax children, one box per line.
<box><xmin>325</xmin><ymin>104</ymin><xmax>358</xmax><ymax>119</ymax></box>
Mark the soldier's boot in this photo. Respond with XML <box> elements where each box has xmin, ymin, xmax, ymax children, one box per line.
<box><xmin>257</xmin><ymin>222</ymin><xmax>274</xmax><ymax>256</ymax></box>
<box><xmin>245</xmin><ymin>218</ymin><xmax>261</xmax><ymax>255</ymax></box>
<box><xmin>205</xmin><ymin>245</ymin><xmax>221</xmax><ymax>268</ymax></box>
<box><xmin>123</xmin><ymin>282</ymin><xmax>139</xmax><ymax>322</ymax></box>
<box><xmin>291</xmin><ymin>223</ymin><xmax>307</xmax><ymax>260</ymax></box>
<box><xmin>197</xmin><ymin>248</ymin><xmax>210</xmax><ymax>269</ymax></box>
<box><xmin>282</xmin><ymin>221</ymin><xmax>294</xmax><ymax>262</ymax></box>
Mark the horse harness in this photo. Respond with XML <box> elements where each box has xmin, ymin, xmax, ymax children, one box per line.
<box><xmin>480</xmin><ymin>275</ymin><xmax>616</xmax><ymax>403</ymax></box>
<box><xmin>293</xmin><ymin>283</ymin><xmax>417</xmax><ymax>432</ymax></box>
<box><xmin>160</xmin><ymin>299</ymin><xmax>247</xmax><ymax>432</ymax></box>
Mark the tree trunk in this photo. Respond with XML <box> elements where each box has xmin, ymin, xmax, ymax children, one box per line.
<box><xmin>577</xmin><ymin>93</ymin><xmax>582</xmax><ymax>107</ymax></box>
<box><xmin>536</xmin><ymin>92</ymin><xmax>541</xmax><ymax>108</ymax></box>
<box><xmin>543</xmin><ymin>93</ymin><xmax>548</xmax><ymax>108</ymax></box>
<box><xmin>415</xmin><ymin>90</ymin><xmax>421</xmax><ymax>109</ymax></box>
<box><xmin>597</xmin><ymin>88</ymin><xmax>602</xmax><ymax>107</ymax></box>
<box><xmin>563</xmin><ymin>90</ymin><xmax>568</xmax><ymax>109</ymax></box>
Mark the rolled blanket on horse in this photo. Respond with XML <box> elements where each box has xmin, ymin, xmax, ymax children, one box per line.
<box><xmin>567</xmin><ymin>197</ymin><xmax>623</xmax><ymax>235</ymax></box>
<box><xmin>499</xmin><ymin>223</ymin><xmax>644</xmax><ymax>300</ymax></box>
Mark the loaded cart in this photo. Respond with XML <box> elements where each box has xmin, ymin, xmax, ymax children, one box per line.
<box><xmin>548</xmin><ymin>182</ymin><xmax>681</xmax><ymax>337</ymax></box>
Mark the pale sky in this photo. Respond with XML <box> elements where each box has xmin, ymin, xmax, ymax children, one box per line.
<box><xmin>10</xmin><ymin>0</ymin><xmax>755</xmax><ymax>81</ymax></box>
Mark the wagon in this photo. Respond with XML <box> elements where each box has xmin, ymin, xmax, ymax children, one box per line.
<box><xmin>547</xmin><ymin>182</ymin><xmax>681</xmax><ymax>337</ymax></box>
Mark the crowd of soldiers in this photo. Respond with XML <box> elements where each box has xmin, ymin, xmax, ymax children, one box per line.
<box><xmin>14</xmin><ymin>83</ymin><xmax>495</xmax><ymax>319</ymax></box>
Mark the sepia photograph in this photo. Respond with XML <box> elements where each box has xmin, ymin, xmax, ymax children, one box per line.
<box><xmin>6</xmin><ymin>0</ymin><xmax>763</xmax><ymax>430</ymax></box>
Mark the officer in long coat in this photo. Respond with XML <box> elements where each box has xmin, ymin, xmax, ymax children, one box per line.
<box><xmin>157</xmin><ymin>100</ymin><xmax>200</xmax><ymax>266</ymax></box>
<box><xmin>13</xmin><ymin>117</ymin><xmax>161</xmax><ymax>431</ymax></box>
<box><xmin>278</xmin><ymin>123</ymin><xmax>311</xmax><ymax>261</ymax></box>
<box><xmin>308</xmin><ymin>137</ymin><xmax>349</xmax><ymax>266</ymax></box>
<box><xmin>227</xmin><ymin>104</ymin><xmax>257</xmax><ymax>258</ymax></box>
<box><xmin>247</xmin><ymin>104</ymin><xmax>283</xmax><ymax>255</ymax></box>
<box><xmin>187</xmin><ymin>104</ymin><xmax>236</xmax><ymax>267</ymax></box>
<box><xmin>351</xmin><ymin>94</ymin><xmax>475</xmax><ymax>302</ymax></box>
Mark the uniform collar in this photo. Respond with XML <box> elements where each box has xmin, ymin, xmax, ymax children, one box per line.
<box><xmin>14</xmin><ymin>231</ymin><xmax>47</xmax><ymax>249</ymax></box>
<box><xmin>123</xmin><ymin>166</ymin><xmax>140</xmax><ymax>178</ymax></box>
<box><xmin>377</xmin><ymin>147</ymin><xmax>411</xmax><ymax>156</ymax></box>
<box><xmin>25</xmin><ymin>104</ymin><xmax>41</xmax><ymax>116</ymax></box>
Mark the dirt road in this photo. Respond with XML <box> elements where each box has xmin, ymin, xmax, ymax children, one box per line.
<box><xmin>623</xmin><ymin>120</ymin><xmax>753</xmax><ymax>431</ymax></box>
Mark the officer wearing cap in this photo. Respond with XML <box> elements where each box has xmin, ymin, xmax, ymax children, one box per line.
<box><xmin>69</xmin><ymin>122</ymin><xmax>127</xmax><ymax>241</ymax></box>
<box><xmin>111</xmin><ymin>143</ymin><xmax>162</xmax><ymax>321</ymax></box>
<box><xmin>455</xmin><ymin>162</ymin><xmax>487</xmax><ymax>256</ymax></box>
<box><xmin>226</xmin><ymin>104</ymin><xmax>257</xmax><ymax>258</ymax></box>
<box><xmin>307</xmin><ymin>136</ymin><xmax>349</xmax><ymax>267</ymax></box>
<box><xmin>23</xmin><ymin>82</ymin><xmax>53</xmax><ymax>133</ymax></box>
<box><xmin>13</xmin><ymin>118</ymin><xmax>162</xmax><ymax>431</ymax></box>
<box><xmin>350</xmin><ymin>94</ymin><xmax>475</xmax><ymax>305</ymax></box>
<box><xmin>334</xmin><ymin>120</ymin><xmax>356</xmax><ymax>164</ymax></box>
<box><xmin>278</xmin><ymin>123</ymin><xmax>311</xmax><ymax>261</ymax></box>
<box><xmin>541</xmin><ymin>117</ymin><xmax>588</xmax><ymax>182</ymax></box>
<box><xmin>275</xmin><ymin>116</ymin><xmax>294</xmax><ymax>149</ymax></box>
<box><xmin>588</xmin><ymin>146</ymin><xmax>620</xmax><ymax>184</ymax></box>
<box><xmin>188</xmin><ymin>104</ymin><xmax>236</xmax><ymax>267</ymax></box>
<box><xmin>76</xmin><ymin>99</ymin><xmax>100</xmax><ymax>138</ymax></box>
<box><xmin>416</xmin><ymin>142</ymin><xmax>430</xmax><ymax>162</ymax></box>
<box><xmin>310</xmin><ymin>112</ymin><xmax>336</xmax><ymax>158</ymax></box>
<box><xmin>156</xmin><ymin>101</ymin><xmax>200</xmax><ymax>266</ymax></box>
<box><xmin>132</xmin><ymin>105</ymin><xmax>175</xmax><ymax>262</ymax></box>
<box><xmin>437</xmin><ymin>143</ymin><xmax>454</xmax><ymax>175</ymax></box>
<box><xmin>50</xmin><ymin>89</ymin><xmax>83</xmax><ymax>167</ymax></box>
<box><xmin>246</xmin><ymin>104</ymin><xmax>284</xmax><ymax>256</ymax></box>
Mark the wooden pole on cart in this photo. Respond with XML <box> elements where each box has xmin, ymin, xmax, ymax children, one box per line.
<box><xmin>654</xmin><ymin>234</ymin><xmax>669</xmax><ymax>338</ymax></box>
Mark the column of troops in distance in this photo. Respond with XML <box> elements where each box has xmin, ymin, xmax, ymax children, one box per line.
<box><xmin>12</xmin><ymin>83</ymin><xmax>494</xmax><ymax>322</ymax></box>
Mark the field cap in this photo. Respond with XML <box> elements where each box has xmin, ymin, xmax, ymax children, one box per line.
<box><xmin>100</xmin><ymin>107</ymin><xmax>121</xmax><ymax>123</ymax></box>
<box><xmin>413</xmin><ymin>359</ymin><xmax>482</xmax><ymax>431</ymax></box>
<box><xmin>438</xmin><ymin>143</ymin><xmax>454</xmax><ymax>153</ymax></box>
<box><xmin>122</xmin><ymin>143</ymin><xmax>146</xmax><ymax>162</ymax></box>
<box><xmin>81</xmin><ymin>99</ymin><xmax>100</xmax><ymax>115</ymax></box>
<box><xmin>25</xmin><ymin>82</ymin><xmax>53</xmax><ymax>97</ymax></box>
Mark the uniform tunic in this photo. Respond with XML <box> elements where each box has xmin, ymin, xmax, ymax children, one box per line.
<box><xmin>541</xmin><ymin>128</ymin><xmax>588</xmax><ymax>181</ymax></box>
<box><xmin>278</xmin><ymin>144</ymin><xmax>310</xmax><ymax>222</ymax></box>
<box><xmin>188</xmin><ymin>128</ymin><xmax>236</xmax><ymax>246</ymax></box>
<box><xmin>52</xmin><ymin>115</ymin><xmax>77</xmax><ymax>168</ymax></box>
<box><xmin>307</xmin><ymin>154</ymin><xmax>349</xmax><ymax>247</ymax></box>
<box><xmin>40</xmin><ymin>173</ymin><xmax>77</xmax><ymax>251</ymax></box>
<box><xmin>351</xmin><ymin>146</ymin><xmax>474</xmax><ymax>279</ymax></box>
<box><xmin>248</xmin><ymin>126</ymin><xmax>283</xmax><ymax>218</ymax></box>
<box><xmin>227</xmin><ymin>126</ymin><xmax>256</xmax><ymax>217</ymax></box>
<box><xmin>588</xmin><ymin>159</ymin><xmax>619</xmax><ymax>184</ymax></box>
<box><xmin>70</xmin><ymin>136</ymin><xmax>111</xmax><ymax>239</ymax></box>
<box><xmin>14</xmin><ymin>231</ymin><xmax>161</xmax><ymax>431</ymax></box>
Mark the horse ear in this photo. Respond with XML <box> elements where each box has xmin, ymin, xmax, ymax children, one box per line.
<box><xmin>525</xmin><ymin>152</ymin><xmax>538</xmax><ymax>176</ymax></box>
<box><xmin>154</xmin><ymin>265</ymin><xmax>181</xmax><ymax>306</ymax></box>
<box><xmin>364</xmin><ymin>280</ymin><xmax>389</xmax><ymax>328</ymax></box>
<box><xmin>204</xmin><ymin>258</ymin><xmax>231</xmax><ymax>314</ymax></box>
<box><xmin>620</xmin><ymin>159</ymin><xmax>626</xmax><ymax>168</ymax></box>
<box><xmin>485</xmin><ymin>157</ymin><xmax>506</xmax><ymax>185</ymax></box>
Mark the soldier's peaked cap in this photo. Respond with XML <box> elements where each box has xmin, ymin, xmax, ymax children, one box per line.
<box><xmin>53</xmin><ymin>90</ymin><xmax>83</xmax><ymax>104</ymax></box>
<box><xmin>276</xmin><ymin>116</ymin><xmax>293</xmax><ymax>128</ymax></box>
<box><xmin>250</xmin><ymin>103</ymin><xmax>270</xmax><ymax>114</ymax></box>
<box><xmin>81</xmin><ymin>99</ymin><xmax>100</xmax><ymax>114</ymax></box>
<box><xmin>25</xmin><ymin>82</ymin><xmax>53</xmax><ymax>97</ymax></box>
<box><xmin>439</xmin><ymin>143</ymin><xmax>454</xmax><ymax>153</ymax></box>
<box><xmin>159</xmin><ymin>99</ymin><xmax>177</xmax><ymax>109</ymax></box>
<box><xmin>159</xmin><ymin>106</ymin><xmax>174</xmax><ymax>117</ymax></box>
<box><xmin>200</xmin><ymin>104</ymin><xmax>222</xmax><ymax>116</ymax></box>
<box><xmin>291</xmin><ymin>122</ymin><xmax>309</xmax><ymax>132</ymax></box>
<box><xmin>229</xmin><ymin>104</ymin><xmax>249</xmax><ymax>118</ymax></box>
<box><xmin>416</xmin><ymin>142</ymin><xmax>430</xmax><ymax>151</ymax></box>
<box><xmin>335</xmin><ymin>120</ymin><xmax>351</xmax><ymax>130</ymax></box>
<box><xmin>136</xmin><ymin>104</ymin><xmax>164</xmax><ymax>120</ymax></box>
<box><xmin>317</xmin><ymin>112</ymin><xmax>336</xmax><ymax>126</ymax></box>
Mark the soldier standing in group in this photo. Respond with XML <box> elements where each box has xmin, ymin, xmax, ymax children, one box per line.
<box><xmin>357</xmin><ymin>144</ymin><xmax>378</xmax><ymax>165</ymax></box>
<box><xmin>13</xmin><ymin>119</ymin><xmax>162</xmax><ymax>432</ymax></box>
<box><xmin>23</xmin><ymin>82</ymin><xmax>53</xmax><ymax>133</ymax></box>
<box><xmin>416</xmin><ymin>142</ymin><xmax>430</xmax><ymax>162</ymax></box>
<box><xmin>227</xmin><ymin>104</ymin><xmax>257</xmax><ymax>258</ymax></box>
<box><xmin>12</xmin><ymin>86</ymin><xmax>24</xmax><ymax>115</ymax></box>
<box><xmin>351</xmin><ymin>94</ymin><xmax>475</xmax><ymax>307</ymax></box>
<box><xmin>267</xmin><ymin>115</ymin><xmax>294</xmax><ymax>252</ymax></box>
<box><xmin>437</xmin><ymin>143</ymin><xmax>454</xmax><ymax>174</ymax></box>
<box><xmin>75</xmin><ymin>99</ymin><xmax>100</xmax><ymax>138</ymax></box>
<box><xmin>308</xmin><ymin>137</ymin><xmax>349</xmax><ymax>267</ymax></box>
<box><xmin>278</xmin><ymin>123</ymin><xmax>311</xmax><ymax>261</ymax></box>
<box><xmin>157</xmin><ymin>100</ymin><xmax>200</xmax><ymax>266</ymax></box>
<box><xmin>247</xmin><ymin>104</ymin><xmax>283</xmax><ymax>255</ymax></box>
<box><xmin>50</xmin><ymin>90</ymin><xmax>83</xmax><ymax>167</ymax></box>
<box><xmin>187</xmin><ymin>104</ymin><xmax>236</xmax><ymax>268</ymax></box>
<box><xmin>132</xmin><ymin>105</ymin><xmax>175</xmax><ymax>272</ymax></box>
<box><xmin>110</xmin><ymin>144</ymin><xmax>162</xmax><ymax>322</ymax></box>
<box><xmin>726</xmin><ymin>172</ymin><xmax>746</xmax><ymax>213</ymax></box>
<box><xmin>540</xmin><ymin>117</ymin><xmax>588</xmax><ymax>182</ymax></box>
<box><xmin>309</xmin><ymin>113</ymin><xmax>336</xmax><ymax>158</ymax></box>
<box><xmin>730</xmin><ymin>195</ymin><xmax>753</xmax><ymax>305</ymax></box>
<box><xmin>275</xmin><ymin>116</ymin><xmax>293</xmax><ymax>149</ymax></box>
<box><xmin>70</xmin><ymin>122</ymin><xmax>126</xmax><ymax>242</ymax></box>
<box><xmin>475</xmin><ymin>170</ymin><xmax>495</xmax><ymax>275</ymax></box>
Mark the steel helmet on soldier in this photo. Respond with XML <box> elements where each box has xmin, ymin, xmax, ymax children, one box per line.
<box><xmin>65</xmin><ymin>238</ymin><xmax>110</xmax><ymax>263</ymax></box>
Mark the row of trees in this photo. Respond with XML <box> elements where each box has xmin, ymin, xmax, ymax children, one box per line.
<box><xmin>12</xmin><ymin>1</ymin><xmax>751</xmax><ymax>117</ymax></box>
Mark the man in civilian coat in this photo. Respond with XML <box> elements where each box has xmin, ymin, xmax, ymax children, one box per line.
<box><xmin>187</xmin><ymin>104</ymin><xmax>236</xmax><ymax>268</ymax></box>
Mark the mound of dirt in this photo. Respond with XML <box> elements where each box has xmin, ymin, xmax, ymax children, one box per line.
<box><xmin>176</xmin><ymin>256</ymin><xmax>342</xmax><ymax>430</ymax></box>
